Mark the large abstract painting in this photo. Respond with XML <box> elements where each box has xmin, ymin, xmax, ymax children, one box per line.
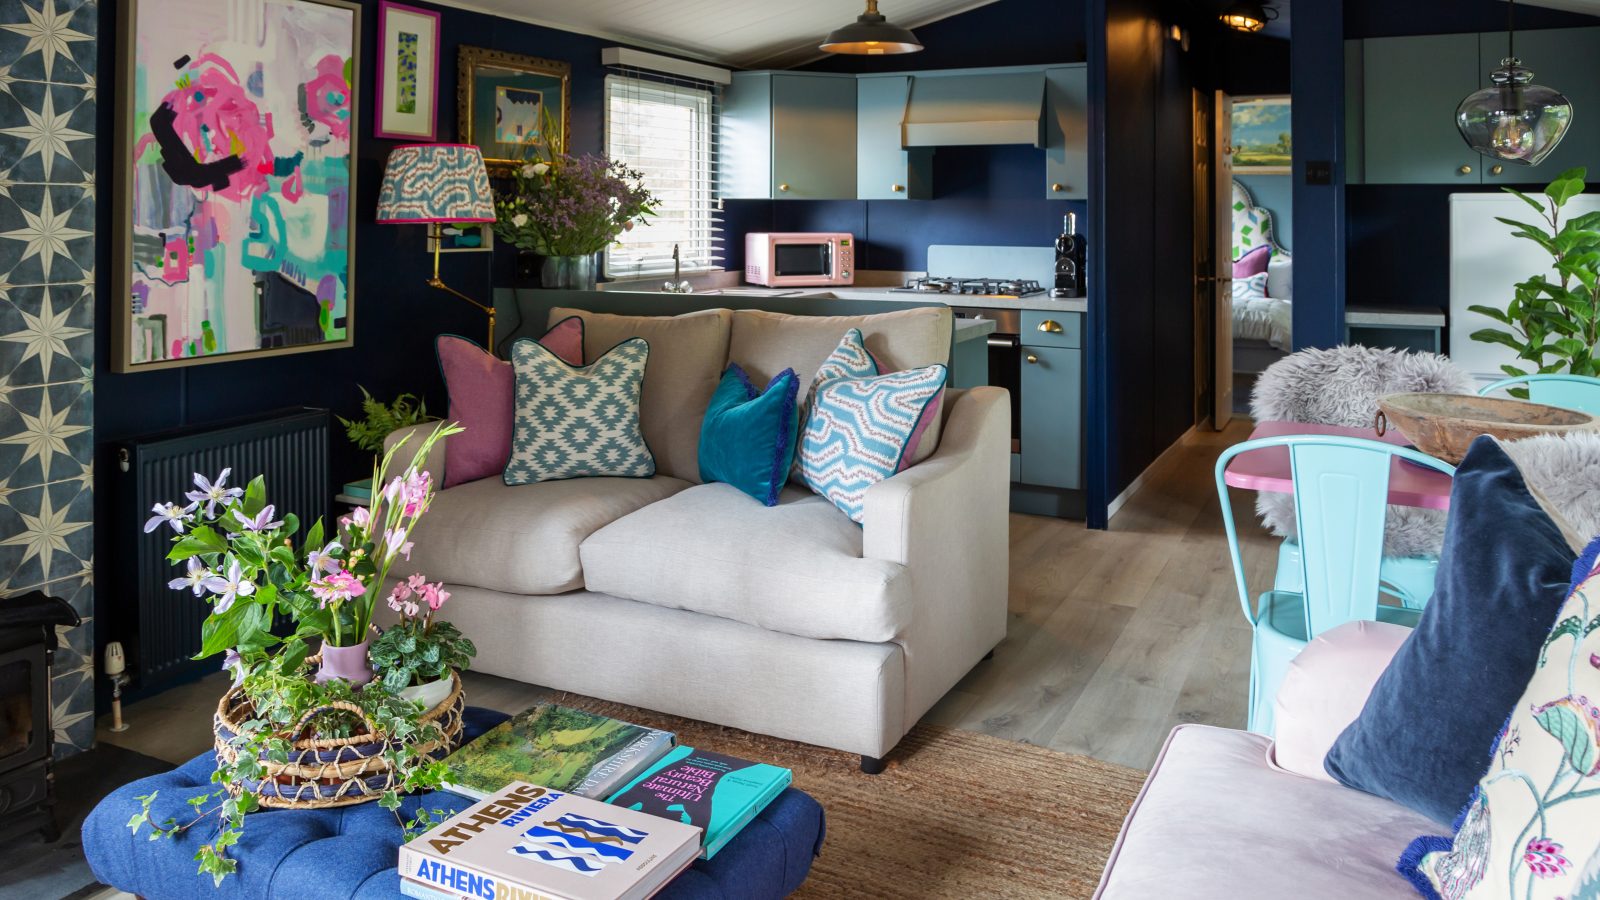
<box><xmin>114</xmin><ymin>0</ymin><xmax>360</xmax><ymax>372</ymax></box>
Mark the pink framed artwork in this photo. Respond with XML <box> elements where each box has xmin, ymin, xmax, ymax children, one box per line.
<box><xmin>376</xmin><ymin>1</ymin><xmax>441</xmax><ymax>141</ymax></box>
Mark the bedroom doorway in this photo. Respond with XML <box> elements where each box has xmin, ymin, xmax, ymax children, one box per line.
<box><xmin>1194</xmin><ymin>89</ymin><xmax>1235</xmax><ymax>430</ymax></box>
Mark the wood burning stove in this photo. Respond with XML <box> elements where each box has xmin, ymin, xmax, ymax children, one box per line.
<box><xmin>0</xmin><ymin>590</ymin><xmax>81</xmax><ymax>844</ymax></box>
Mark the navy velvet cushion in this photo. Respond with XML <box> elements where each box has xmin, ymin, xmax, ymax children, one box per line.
<box><xmin>1324</xmin><ymin>436</ymin><xmax>1577</xmax><ymax>826</ymax></box>
<box><xmin>698</xmin><ymin>364</ymin><xmax>801</xmax><ymax>506</ymax></box>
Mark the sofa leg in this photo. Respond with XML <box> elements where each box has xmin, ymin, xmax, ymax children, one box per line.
<box><xmin>859</xmin><ymin>755</ymin><xmax>887</xmax><ymax>775</ymax></box>
<box><xmin>982</xmin><ymin>648</ymin><xmax>995</xmax><ymax>661</ymax></box>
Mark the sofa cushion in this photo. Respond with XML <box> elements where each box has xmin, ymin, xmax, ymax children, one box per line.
<box><xmin>578</xmin><ymin>482</ymin><xmax>912</xmax><ymax>642</ymax></box>
<box><xmin>551</xmin><ymin>307</ymin><xmax>732</xmax><ymax>484</ymax></box>
<box><xmin>698</xmin><ymin>364</ymin><xmax>801</xmax><ymax>507</ymax></box>
<box><xmin>729</xmin><ymin>307</ymin><xmax>952</xmax><ymax>468</ymax></box>
<box><xmin>400</xmin><ymin>475</ymin><xmax>690</xmax><ymax>595</ymax></box>
<box><xmin>1094</xmin><ymin>724</ymin><xmax>1436</xmax><ymax>900</ymax></box>
<box><xmin>504</xmin><ymin>337</ymin><xmax>654</xmax><ymax>484</ymax></box>
<box><xmin>1271</xmin><ymin>619</ymin><xmax>1411</xmax><ymax>783</ymax></box>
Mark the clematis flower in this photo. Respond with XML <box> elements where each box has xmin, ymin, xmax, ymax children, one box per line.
<box><xmin>202</xmin><ymin>558</ymin><xmax>256</xmax><ymax>614</ymax></box>
<box><xmin>231</xmin><ymin>504</ymin><xmax>284</xmax><ymax>533</ymax></box>
<box><xmin>167</xmin><ymin>557</ymin><xmax>212</xmax><ymax>597</ymax></box>
<box><xmin>309</xmin><ymin>570</ymin><xmax>366</xmax><ymax>608</ymax></box>
<box><xmin>145</xmin><ymin>501</ymin><xmax>195</xmax><ymax>534</ymax></box>
<box><xmin>305</xmin><ymin>540</ymin><xmax>344</xmax><ymax>578</ymax></box>
<box><xmin>186</xmin><ymin>468</ymin><xmax>243</xmax><ymax>517</ymax></box>
<box><xmin>221</xmin><ymin>648</ymin><xmax>243</xmax><ymax>681</ymax></box>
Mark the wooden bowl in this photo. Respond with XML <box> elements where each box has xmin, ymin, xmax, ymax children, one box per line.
<box><xmin>1376</xmin><ymin>392</ymin><xmax>1600</xmax><ymax>464</ymax></box>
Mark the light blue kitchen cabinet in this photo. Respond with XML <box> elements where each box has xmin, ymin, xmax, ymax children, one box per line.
<box><xmin>1479</xmin><ymin>27</ymin><xmax>1600</xmax><ymax>184</ymax></box>
<box><xmin>721</xmin><ymin>71</ymin><xmax>857</xmax><ymax>200</ymax></box>
<box><xmin>1043</xmin><ymin>65</ymin><xmax>1088</xmax><ymax>199</ymax></box>
<box><xmin>1361</xmin><ymin>33</ymin><xmax>1482</xmax><ymax>184</ymax></box>
<box><xmin>1018</xmin><ymin>311</ymin><xmax>1082</xmax><ymax>490</ymax></box>
<box><xmin>856</xmin><ymin>75</ymin><xmax>933</xmax><ymax>200</ymax></box>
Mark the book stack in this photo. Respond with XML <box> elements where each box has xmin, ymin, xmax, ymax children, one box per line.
<box><xmin>403</xmin><ymin>704</ymin><xmax>793</xmax><ymax>899</ymax></box>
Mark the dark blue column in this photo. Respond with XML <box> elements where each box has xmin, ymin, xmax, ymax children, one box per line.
<box><xmin>1290</xmin><ymin>0</ymin><xmax>1346</xmax><ymax>349</ymax></box>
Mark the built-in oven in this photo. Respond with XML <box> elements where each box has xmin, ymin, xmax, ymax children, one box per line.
<box><xmin>952</xmin><ymin>307</ymin><xmax>1022</xmax><ymax>452</ymax></box>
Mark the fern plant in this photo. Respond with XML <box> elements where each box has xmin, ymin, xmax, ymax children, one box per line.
<box><xmin>338</xmin><ymin>387</ymin><xmax>436</xmax><ymax>453</ymax></box>
<box><xmin>1470</xmin><ymin>166</ymin><xmax>1600</xmax><ymax>391</ymax></box>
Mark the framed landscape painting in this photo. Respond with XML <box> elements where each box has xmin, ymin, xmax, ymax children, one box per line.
<box><xmin>457</xmin><ymin>46</ymin><xmax>570</xmax><ymax>177</ymax></box>
<box><xmin>375</xmin><ymin>1</ymin><xmax>440</xmax><ymax>140</ymax></box>
<box><xmin>114</xmin><ymin>0</ymin><xmax>360</xmax><ymax>372</ymax></box>
<box><xmin>1231</xmin><ymin>96</ymin><xmax>1291</xmax><ymax>174</ymax></box>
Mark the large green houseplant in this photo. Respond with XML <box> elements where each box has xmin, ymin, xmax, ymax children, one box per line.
<box><xmin>1470</xmin><ymin>166</ymin><xmax>1600</xmax><ymax>390</ymax></box>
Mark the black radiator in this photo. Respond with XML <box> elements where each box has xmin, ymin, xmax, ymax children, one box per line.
<box><xmin>112</xmin><ymin>408</ymin><xmax>330</xmax><ymax>697</ymax></box>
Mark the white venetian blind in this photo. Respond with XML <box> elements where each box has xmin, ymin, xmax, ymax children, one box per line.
<box><xmin>604</xmin><ymin>67</ymin><xmax>723</xmax><ymax>279</ymax></box>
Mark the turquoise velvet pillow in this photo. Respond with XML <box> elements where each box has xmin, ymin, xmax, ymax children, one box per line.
<box><xmin>699</xmin><ymin>364</ymin><xmax>801</xmax><ymax>506</ymax></box>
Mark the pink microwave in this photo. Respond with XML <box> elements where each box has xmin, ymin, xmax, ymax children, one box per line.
<box><xmin>744</xmin><ymin>233</ymin><xmax>855</xmax><ymax>287</ymax></box>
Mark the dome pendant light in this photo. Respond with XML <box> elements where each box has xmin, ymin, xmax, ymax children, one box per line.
<box><xmin>820</xmin><ymin>0</ymin><xmax>924</xmax><ymax>55</ymax></box>
<box><xmin>1456</xmin><ymin>0</ymin><xmax>1573</xmax><ymax>166</ymax></box>
<box><xmin>1218</xmin><ymin>1</ymin><xmax>1276</xmax><ymax>34</ymax></box>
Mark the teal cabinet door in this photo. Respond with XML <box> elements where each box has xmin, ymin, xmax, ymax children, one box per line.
<box><xmin>856</xmin><ymin>75</ymin><xmax>932</xmax><ymax>200</ymax></box>
<box><xmin>772</xmin><ymin>74</ymin><xmax>857</xmax><ymax>200</ymax></box>
<box><xmin>1019</xmin><ymin>344</ymin><xmax>1082</xmax><ymax>490</ymax></box>
<box><xmin>1363</xmin><ymin>33</ymin><xmax>1482</xmax><ymax>184</ymax></box>
<box><xmin>1044</xmin><ymin>65</ymin><xmax>1088</xmax><ymax>199</ymax></box>
<box><xmin>721</xmin><ymin>72</ymin><xmax>775</xmax><ymax>200</ymax></box>
<box><xmin>1479</xmin><ymin>27</ymin><xmax>1600</xmax><ymax>184</ymax></box>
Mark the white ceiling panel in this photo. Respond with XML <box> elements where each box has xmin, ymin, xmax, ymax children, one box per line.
<box><xmin>426</xmin><ymin>0</ymin><xmax>1003</xmax><ymax>68</ymax></box>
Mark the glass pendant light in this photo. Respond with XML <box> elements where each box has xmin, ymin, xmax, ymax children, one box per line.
<box><xmin>820</xmin><ymin>0</ymin><xmax>923</xmax><ymax>55</ymax></box>
<box><xmin>1218</xmin><ymin>1</ymin><xmax>1276</xmax><ymax>34</ymax></box>
<box><xmin>1456</xmin><ymin>0</ymin><xmax>1573</xmax><ymax>166</ymax></box>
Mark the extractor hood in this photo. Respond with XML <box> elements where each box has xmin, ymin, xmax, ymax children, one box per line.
<box><xmin>902</xmin><ymin>70</ymin><xmax>1046</xmax><ymax>147</ymax></box>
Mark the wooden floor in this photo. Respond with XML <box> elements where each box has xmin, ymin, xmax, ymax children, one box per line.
<box><xmin>98</xmin><ymin>419</ymin><xmax>1275</xmax><ymax>773</ymax></box>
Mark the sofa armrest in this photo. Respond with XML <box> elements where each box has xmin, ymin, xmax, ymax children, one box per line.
<box><xmin>382</xmin><ymin>422</ymin><xmax>448</xmax><ymax>487</ymax></box>
<box><xmin>1271</xmin><ymin>619</ymin><xmax>1411</xmax><ymax>781</ymax></box>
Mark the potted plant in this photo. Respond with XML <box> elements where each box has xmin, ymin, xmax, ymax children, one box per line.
<box><xmin>371</xmin><ymin>575</ymin><xmax>476</xmax><ymax>710</ymax></box>
<box><xmin>130</xmin><ymin>422</ymin><xmax>468</xmax><ymax>883</ymax></box>
<box><xmin>336</xmin><ymin>386</ymin><xmax>436</xmax><ymax>501</ymax></box>
<box><xmin>492</xmin><ymin>113</ymin><xmax>657</xmax><ymax>289</ymax></box>
<box><xmin>1470</xmin><ymin>166</ymin><xmax>1600</xmax><ymax>390</ymax></box>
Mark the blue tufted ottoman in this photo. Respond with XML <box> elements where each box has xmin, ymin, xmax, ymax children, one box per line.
<box><xmin>83</xmin><ymin>709</ymin><xmax>825</xmax><ymax>899</ymax></box>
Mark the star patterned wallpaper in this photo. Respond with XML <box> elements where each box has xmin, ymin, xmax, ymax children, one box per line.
<box><xmin>0</xmin><ymin>0</ymin><xmax>97</xmax><ymax>756</ymax></box>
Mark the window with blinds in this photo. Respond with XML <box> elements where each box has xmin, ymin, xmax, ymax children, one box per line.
<box><xmin>605</xmin><ymin>70</ymin><xmax>722</xmax><ymax>279</ymax></box>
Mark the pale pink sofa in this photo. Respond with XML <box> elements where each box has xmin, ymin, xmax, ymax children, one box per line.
<box><xmin>1094</xmin><ymin>621</ymin><xmax>1437</xmax><ymax>899</ymax></box>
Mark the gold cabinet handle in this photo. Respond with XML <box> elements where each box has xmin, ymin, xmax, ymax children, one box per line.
<box><xmin>778</xmin><ymin>183</ymin><xmax>790</xmax><ymax>192</ymax></box>
<box><xmin>1051</xmin><ymin>182</ymin><xmax>1067</xmax><ymax>193</ymax></box>
<box><xmin>891</xmin><ymin>183</ymin><xmax>905</xmax><ymax>192</ymax></box>
<box><xmin>1025</xmin><ymin>353</ymin><xmax>1039</xmax><ymax>364</ymax></box>
<box><xmin>1037</xmin><ymin>319</ymin><xmax>1063</xmax><ymax>334</ymax></box>
<box><xmin>1491</xmin><ymin>164</ymin><xmax>1504</xmax><ymax>176</ymax></box>
<box><xmin>1458</xmin><ymin>165</ymin><xmax>1472</xmax><ymax>175</ymax></box>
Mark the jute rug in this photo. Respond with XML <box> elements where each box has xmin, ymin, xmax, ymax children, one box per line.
<box><xmin>563</xmin><ymin>697</ymin><xmax>1147</xmax><ymax>899</ymax></box>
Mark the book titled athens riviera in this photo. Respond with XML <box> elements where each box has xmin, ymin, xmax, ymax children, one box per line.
<box><xmin>399</xmin><ymin>781</ymin><xmax>701</xmax><ymax>900</ymax></box>
<box><xmin>605</xmin><ymin>747</ymin><xmax>792</xmax><ymax>860</ymax></box>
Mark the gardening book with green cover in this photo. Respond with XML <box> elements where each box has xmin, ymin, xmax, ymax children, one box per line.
<box><xmin>442</xmin><ymin>704</ymin><xmax>676</xmax><ymax>801</ymax></box>
<box><xmin>605</xmin><ymin>746</ymin><xmax>792</xmax><ymax>859</ymax></box>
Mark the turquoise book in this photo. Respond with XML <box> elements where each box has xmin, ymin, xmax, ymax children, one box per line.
<box><xmin>605</xmin><ymin>746</ymin><xmax>791</xmax><ymax>859</ymax></box>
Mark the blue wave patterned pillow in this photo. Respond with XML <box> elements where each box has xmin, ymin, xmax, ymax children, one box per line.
<box><xmin>503</xmin><ymin>338</ymin><xmax>655</xmax><ymax>484</ymax></box>
<box><xmin>799</xmin><ymin>364</ymin><xmax>947</xmax><ymax>523</ymax></box>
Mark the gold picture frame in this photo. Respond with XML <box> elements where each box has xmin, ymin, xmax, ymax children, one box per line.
<box><xmin>457</xmin><ymin>46</ymin><xmax>571</xmax><ymax>177</ymax></box>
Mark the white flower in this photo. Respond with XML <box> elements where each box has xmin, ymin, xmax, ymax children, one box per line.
<box><xmin>511</xmin><ymin>213</ymin><xmax>529</xmax><ymax>228</ymax></box>
<box><xmin>520</xmin><ymin>163</ymin><xmax>537</xmax><ymax>178</ymax></box>
<box><xmin>531</xmin><ymin>162</ymin><xmax>550</xmax><ymax>176</ymax></box>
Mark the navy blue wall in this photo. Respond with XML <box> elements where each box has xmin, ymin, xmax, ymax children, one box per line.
<box><xmin>723</xmin><ymin>0</ymin><xmax>1088</xmax><ymax>276</ymax></box>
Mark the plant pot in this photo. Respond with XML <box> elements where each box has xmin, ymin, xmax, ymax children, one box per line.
<box><xmin>314</xmin><ymin>638</ymin><xmax>374</xmax><ymax>685</ymax></box>
<box><xmin>398</xmin><ymin>674</ymin><xmax>454</xmax><ymax>710</ymax></box>
<box><xmin>540</xmin><ymin>253</ymin><xmax>600</xmax><ymax>290</ymax></box>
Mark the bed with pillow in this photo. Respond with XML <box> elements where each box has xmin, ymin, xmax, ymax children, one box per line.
<box><xmin>1231</xmin><ymin>180</ymin><xmax>1292</xmax><ymax>371</ymax></box>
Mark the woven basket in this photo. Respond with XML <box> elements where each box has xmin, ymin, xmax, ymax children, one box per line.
<box><xmin>212</xmin><ymin>668</ymin><xmax>465</xmax><ymax>809</ymax></box>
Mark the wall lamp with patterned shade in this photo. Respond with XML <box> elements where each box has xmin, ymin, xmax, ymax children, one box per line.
<box><xmin>376</xmin><ymin>144</ymin><xmax>500</xmax><ymax>347</ymax></box>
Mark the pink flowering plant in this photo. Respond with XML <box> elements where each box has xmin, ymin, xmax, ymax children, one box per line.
<box><xmin>368</xmin><ymin>574</ymin><xmax>475</xmax><ymax>693</ymax></box>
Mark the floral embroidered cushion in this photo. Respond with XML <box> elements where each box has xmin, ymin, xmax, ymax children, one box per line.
<box><xmin>436</xmin><ymin>318</ymin><xmax>584</xmax><ymax>488</ymax></box>
<box><xmin>798</xmin><ymin>363</ymin><xmax>947</xmax><ymax>523</ymax></box>
<box><xmin>503</xmin><ymin>337</ymin><xmax>654</xmax><ymax>484</ymax></box>
<box><xmin>1400</xmin><ymin>537</ymin><xmax>1600</xmax><ymax>898</ymax></box>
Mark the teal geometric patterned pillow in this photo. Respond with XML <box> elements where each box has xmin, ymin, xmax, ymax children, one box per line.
<box><xmin>798</xmin><ymin>364</ymin><xmax>947</xmax><ymax>523</ymax></box>
<box><xmin>503</xmin><ymin>338</ymin><xmax>655</xmax><ymax>484</ymax></box>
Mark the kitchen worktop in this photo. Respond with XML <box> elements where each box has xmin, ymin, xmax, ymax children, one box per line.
<box><xmin>602</xmin><ymin>282</ymin><xmax>1087</xmax><ymax>314</ymax></box>
<box><xmin>954</xmin><ymin>317</ymin><xmax>997</xmax><ymax>342</ymax></box>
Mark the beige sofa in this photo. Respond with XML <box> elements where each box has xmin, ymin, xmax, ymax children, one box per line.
<box><xmin>386</xmin><ymin>304</ymin><xmax>1011</xmax><ymax>768</ymax></box>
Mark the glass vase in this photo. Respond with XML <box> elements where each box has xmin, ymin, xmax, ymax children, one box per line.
<box><xmin>540</xmin><ymin>253</ymin><xmax>600</xmax><ymax>290</ymax></box>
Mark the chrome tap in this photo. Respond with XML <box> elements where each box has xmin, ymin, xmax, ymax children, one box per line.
<box><xmin>663</xmin><ymin>243</ymin><xmax>694</xmax><ymax>293</ymax></box>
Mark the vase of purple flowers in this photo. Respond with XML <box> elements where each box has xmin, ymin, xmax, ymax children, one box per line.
<box><xmin>540</xmin><ymin>252</ymin><xmax>601</xmax><ymax>290</ymax></box>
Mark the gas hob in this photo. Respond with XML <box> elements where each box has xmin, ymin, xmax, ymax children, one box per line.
<box><xmin>891</xmin><ymin>276</ymin><xmax>1046</xmax><ymax>299</ymax></box>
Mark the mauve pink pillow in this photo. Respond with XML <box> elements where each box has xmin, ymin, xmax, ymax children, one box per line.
<box><xmin>436</xmin><ymin>318</ymin><xmax>584</xmax><ymax>487</ymax></box>
<box><xmin>1233</xmin><ymin>245</ymin><xmax>1272</xmax><ymax>278</ymax></box>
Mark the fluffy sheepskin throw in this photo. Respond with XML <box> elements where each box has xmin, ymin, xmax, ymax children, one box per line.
<box><xmin>1502</xmin><ymin>431</ymin><xmax>1600</xmax><ymax>547</ymax></box>
<box><xmin>1249</xmin><ymin>345</ymin><xmax>1476</xmax><ymax>558</ymax></box>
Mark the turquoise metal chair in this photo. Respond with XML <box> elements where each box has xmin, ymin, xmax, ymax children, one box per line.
<box><xmin>1217</xmin><ymin>434</ymin><xmax>1457</xmax><ymax>736</ymax></box>
<box><xmin>1478</xmin><ymin>373</ymin><xmax>1600</xmax><ymax>416</ymax></box>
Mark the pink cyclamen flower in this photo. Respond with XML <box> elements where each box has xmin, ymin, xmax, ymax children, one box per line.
<box><xmin>145</xmin><ymin>501</ymin><xmax>195</xmax><ymax>534</ymax></box>
<box><xmin>421</xmin><ymin>582</ymin><xmax>451</xmax><ymax>611</ymax></box>
<box><xmin>1524</xmin><ymin>839</ymin><xmax>1570</xmax><ymax>879</ymax></box>
<box><xmin>309</xmin><ymin>570</ymin><xmax>367</xmax><ymax>608</ymax></box>
<box><xmin>402</xmin><ymin>599</ymin><xmax>420</xmax><ymax>618</ymax></box>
